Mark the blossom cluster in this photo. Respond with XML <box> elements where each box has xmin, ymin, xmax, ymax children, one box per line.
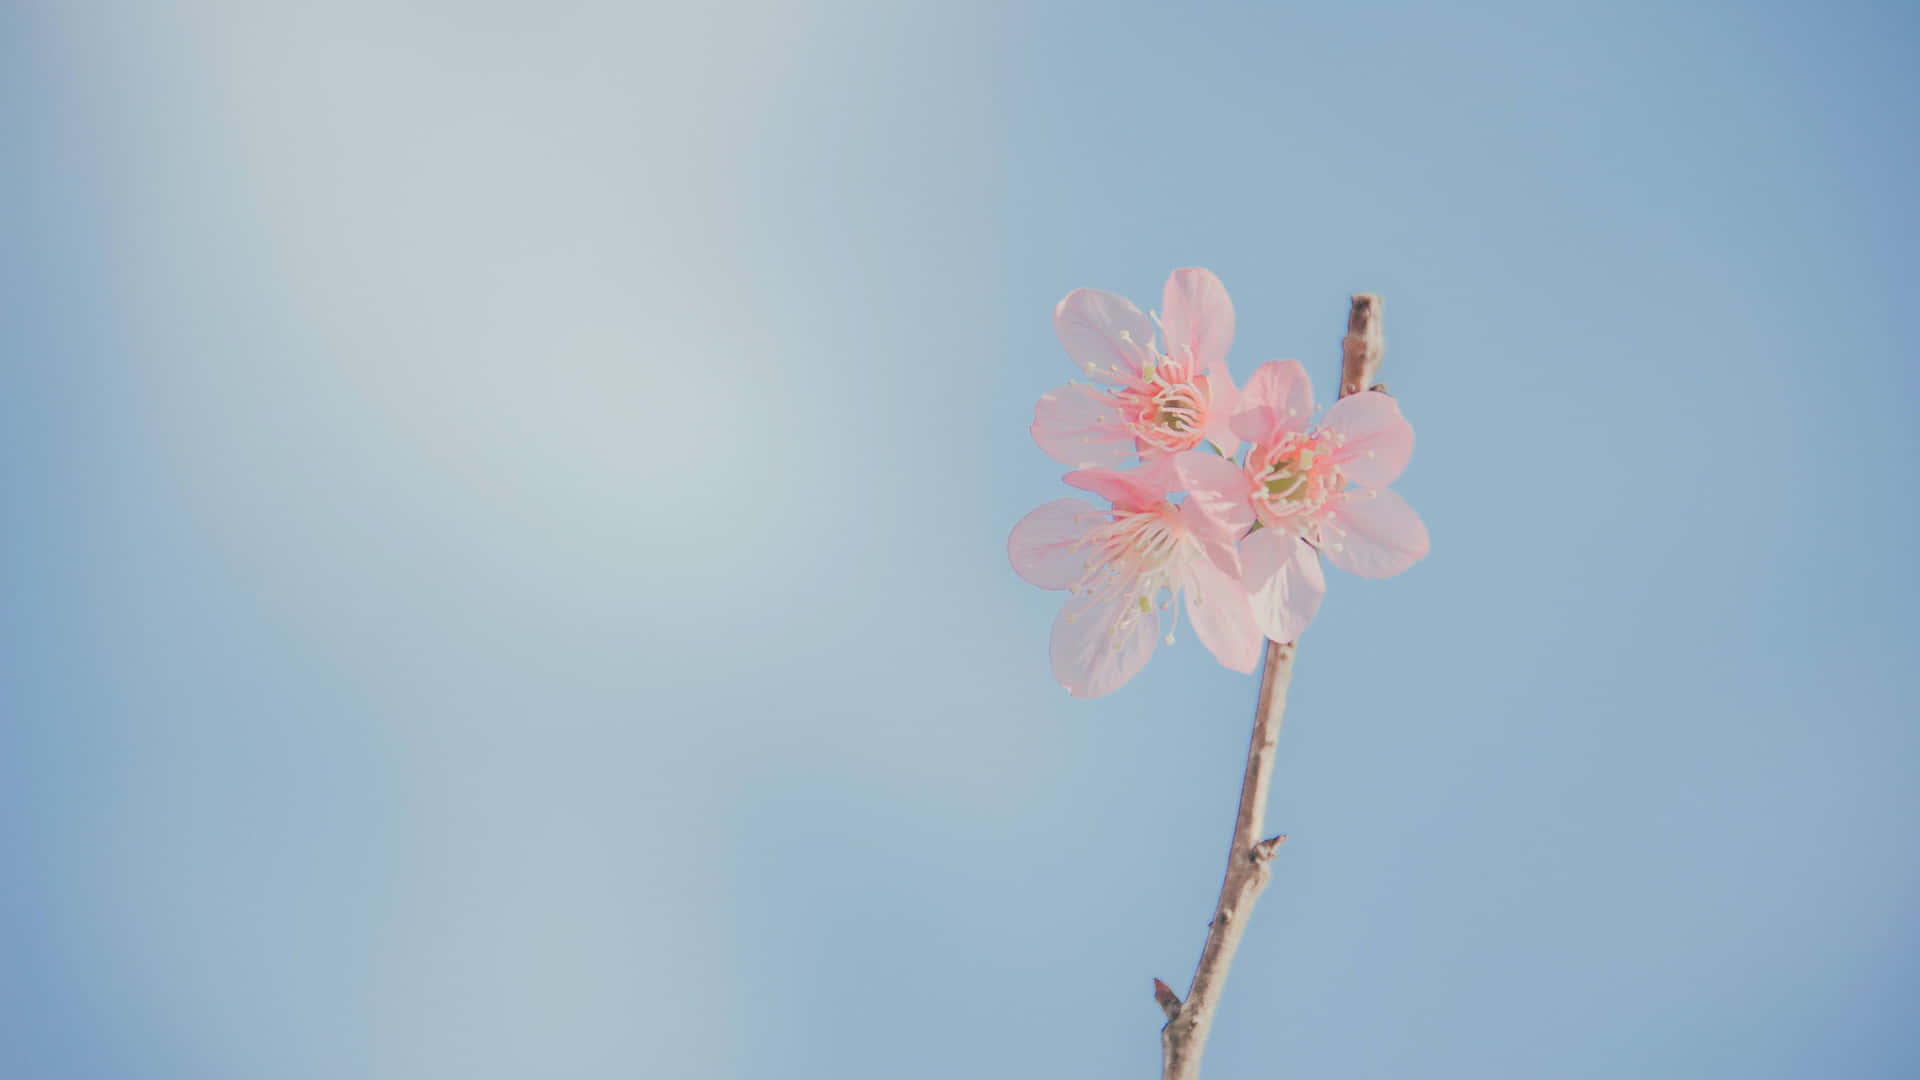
<box><xmin>1008</xmin><ymin>269</ymin><xmax>1429</xmax><ymax>698</ymax></box>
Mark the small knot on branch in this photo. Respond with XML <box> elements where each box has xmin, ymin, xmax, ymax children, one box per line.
<box><xmin>1153</xmin><ymin>978</ymin><xmax>1183</xmax><ymax>1021</ymax></box>
<box><xmin>1250</xmin><ymin>834</ymin><xmax>1289</xmax><ymax>864</ymax></box>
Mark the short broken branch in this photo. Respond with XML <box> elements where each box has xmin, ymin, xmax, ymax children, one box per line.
<box><xmin>1340</xmin><ymin>293</ymin><xmax>1384</xmax><ymax>398</ymax></box>
<box><xmin>1251</xmin><ymin>835</ymin><xmax>1289</xmax><ymax>863</ymax></box>
<box><xmin>1153</xmin><ymin>978</ymin><xmax>1184</xmax><ymax>1022</ymax></box>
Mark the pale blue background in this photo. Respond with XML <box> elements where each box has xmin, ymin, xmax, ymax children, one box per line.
<box><xmin>4</xmin><ymin>2</ymin><xmax>1916</xmax><ymax>1077</ymax></box>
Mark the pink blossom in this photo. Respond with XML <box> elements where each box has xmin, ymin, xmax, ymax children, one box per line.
<box><xmin>1222</xmin><ymin>360</ymin><xmax>1429</xmax><ymax>643</ymax></box>
<box><xmin>1007</xmin><ymin>453</ymin><xmax>1262</xmax><ymax>698</ymax></box>
<box><xmin>1031</xmin><ymin>268</ymin><xmax>1242</xmax><ymax>469</ymax></box>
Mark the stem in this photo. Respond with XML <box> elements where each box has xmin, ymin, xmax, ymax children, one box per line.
<box><xmin>1159</xmin><ymin>640</ymin><xmax>1295</xmax><ymax>1080</ymax></box>
<box><xmin>1156</xmin><ymin>294</ymin><xmax>1385</xmax><ymax>1079</ymax></box>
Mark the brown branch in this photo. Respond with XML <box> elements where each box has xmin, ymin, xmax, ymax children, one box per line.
<box><xmin>1157</xmin><ymin>641</ymin><xmax>1294</xmax><ymax>1080</ymax></box>
<box><xmin>1157</xmin><ymin>293</ymin><xmax>1385</xmax><ymax>1079</ymax></box>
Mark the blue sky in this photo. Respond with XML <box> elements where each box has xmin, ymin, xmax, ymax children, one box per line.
<box><xmin>4</xmin><ymin>2</ymin><xmax>1917</xmax><ymax>1077</ymax></box>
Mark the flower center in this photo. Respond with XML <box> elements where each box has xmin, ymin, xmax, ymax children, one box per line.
<box><xmin>1074</xmin><ymin>506</ymin><xmax>1179</xmax><ymax>589</ymax></box>
<box><xmin>1113</xmin><ymin>356</ymin><xmax>1210</xmax><ymax>453</ymax></box>
<box><xmin>1249</xmin><ymin>431</ymin><xmax>1344</xmax><ymax>529</ymax></box>
<box><xmin>1066</xmin><ymin>504</ymin><xmax>1194</xmax><ymax>646</ymax></box>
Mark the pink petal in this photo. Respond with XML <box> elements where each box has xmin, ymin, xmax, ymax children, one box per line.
<box><xmin>1050</xmin><ymin>587</ymin><xmax>1158</xmax><ymax>698</ymax></box>
<box><xmin>1173</xmin><ymin>450</ymin><xmax>1256</xmax><ymax>536</ymax></box>
<box><xmin>1160</xmin><ymin>268</ymin><xmax>1235</xmax><ymax>378</ymax></box>
<box><xmin>1055</xmin><ymin>288</ymin><xmax>1157</xmax><ymax>384</ymax></box>
<box><xmin>1031</xmin><ymin>383</ymin><xmax>1134</xmax><ymax>468</ymax></box>
<box><xmin>1241</xmin><ymin>528</ymin><xmax>1325</xmax><ymax>643</ymax></box>
<box><xmin>1064</xmin><ymin>459</ymin><xmax>1176</xmax><ymax>514</ymax></box>
<box><xmin>1320</xmin><ymin>391</ymin><xmax>1414</xmax><ymax>489</ymax></box>
<box><xmin>1008</xmin><ymin>498</ymin><xmax>1100</xmax><ymax>590</ymax></box>
<box><xmin>1178</xmin><ymin>500</ymin><xmax>1242</xmax><ymax>580</ymax></box>
<box><xmin>1321</xmin><ymin>487</ymin><xmax>1429</xmax><ymax>579</ymax></box>
<box><xmin>1201</xmin><ymin>371</ymin><xmax>1241</xmax><ymax>460</ymax></box>
<box><xmin>1231</xmin><ymin>360</ymin><xmax>1314</xmax><ymax>446</ymax></box>
<box><xmin>1182</xmin><ymin>555</ymin><xmax>1263</xmax><ymax>674</ymax></box>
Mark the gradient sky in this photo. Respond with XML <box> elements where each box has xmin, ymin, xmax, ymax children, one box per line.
<box><xmin>5</xmin><ymin>2</ymin><xmax>1917</xmax><ymax>1077</ymax></box>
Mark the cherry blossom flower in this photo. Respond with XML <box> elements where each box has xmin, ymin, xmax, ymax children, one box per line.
<box><xmin>1007</xmin><ymin>453</ymin><xmax>1262</xmax><ymax>698</ymax></box>
<box><xmin>1031</xmin><ymin>268</ymin><xmax>1242</xmax><ymax>469</ymax></box>
<box><xmin>1223</xmin><ymin>360</ymin><xmax>1429</xmax><ymax>644</ymax></box>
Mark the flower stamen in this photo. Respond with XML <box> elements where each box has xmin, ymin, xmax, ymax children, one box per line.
<box><xmin>1248</xmin><ymin>429</ymin><xmax>1347</xmax><ymax>531</ymax></box>
<box><xmin>1064</xmin><ymin>503</ymin><xmax>1204</xmax><ymax>649</ymax></box>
